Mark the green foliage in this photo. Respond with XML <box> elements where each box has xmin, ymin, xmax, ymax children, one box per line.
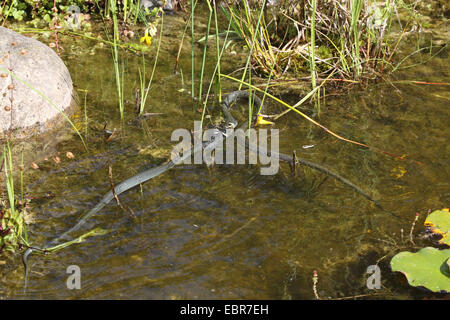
<box><xmin>1</xmin><ymin>0</ymin><xmax>80</xmax><ymax>23</ymax></box>
<box><xmin>0</xmin><ymin>0</ymin><xmax>156</xmax><ymax>26</ymax></box>
<box><xmin>0</xmin><ymin>0</ymin><xmax>26</xmax><ymax>22</ymax></box>
<box><xmin>0</xmin><ymin>144</ymin><xmax>29</xmax><ymax>255</ymax></box>
<box><xmin>425</xmin><ymin>208</ymin><xmax>450</xmax><ymax>246</ymax></box>
<box><xmin>390</xmin><ymin>208</ymin><xmax>450</xmax><ymax>293</ymax></box>
<box><xmin>391</xmin><ymin>247</ymin><xmax>450</xmax><ymax>293</ymax></box>
<box><xmin>220</xmin><ymin>0</ymin><xmax>416</xmax><ymax>81</ymax></box>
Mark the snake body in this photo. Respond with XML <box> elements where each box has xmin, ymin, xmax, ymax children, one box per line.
<box><xmin>23</xmin><ymin>90</ymin><xmax>379</xmax><ymax>288</ymax></box>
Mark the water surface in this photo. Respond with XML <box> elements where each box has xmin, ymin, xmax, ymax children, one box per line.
<box><xmin>1</xmin><ymin>10</ymin><xmax>448</xmax><ymax>300</ymax></box>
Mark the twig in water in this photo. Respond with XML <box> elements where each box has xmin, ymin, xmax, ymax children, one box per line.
<box><xmin>312</xmin><ymin>270</ymin><xmax>320</xmax><ymax>300</ymax></box>
<box><xmin>333</xmin><ymin>292</ymin><xmax>387</xmax><ymax>300</ymax></box>
<box><xmin>207</xmin><ymin>217</ymin><xmax>257</xmax><ymax>253</ymax></box>
<box><xmin>292</xmin><ymin>150</ymin><xmax>297</xmax><ymax>177</ymax></box>
<box><xmin>409</xmin><ymin>212</ymin><xmax>419</xmax><ymax>245</ymax></box>
<box><xmin>134</xmin><ymin>88</ymin><xmax>141</xmax><ymax>116</ymax></box>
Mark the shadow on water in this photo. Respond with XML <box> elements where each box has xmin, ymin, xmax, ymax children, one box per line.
<box><xmin>1</xmin><ymin>11</ymin><xmax>448</xmax><ymax>299</ymax></box>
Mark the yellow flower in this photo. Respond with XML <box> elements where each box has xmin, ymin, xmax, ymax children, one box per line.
<box><xmin>256</xmin><ymin>114</ymin><xmax>274</xmax><ymax>126</ymax></box>
<box><xmin>140</xmin><ymin>29</ymin><xmax>152</xmax><ymax>46</ymax></box>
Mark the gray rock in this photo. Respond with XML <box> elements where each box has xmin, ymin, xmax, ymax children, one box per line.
<box><xmin>0</xmin><ymin>26</ymin><xmax>76</xmax><ymax>139</ymax></box>
<box><xmin>140</xmin><ymin>0</ymin><xmax>176</xmax><ymax>12</ymax></box>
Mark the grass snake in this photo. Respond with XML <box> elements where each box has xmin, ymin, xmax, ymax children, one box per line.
<box><xmin>22</xmin><ymin>90</ymin><xmax>381</xmax><ymax>290</ymax></box>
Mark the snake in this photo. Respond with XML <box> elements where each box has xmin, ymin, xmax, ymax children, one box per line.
<box><xmin>22</xmin><ymin>90</ymin><xmax>381</xmax><ymax>290</ymax></box>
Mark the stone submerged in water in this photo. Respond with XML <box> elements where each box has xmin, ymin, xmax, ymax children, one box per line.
<box><xmin>0</xmin><ymin>26</ymin><xmax>76</xmax><ymax>139</ymax></box>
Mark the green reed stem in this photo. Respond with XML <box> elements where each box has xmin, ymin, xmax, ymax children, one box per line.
<box><xmin>199</xmin><ymin>17</ymin><xmax>233</xmax><ymax>131</ymax></box>
<box><xmin>140</xmin><ymin>13</ymin><xmax>164</xmax><ymax>115</ymax></box>
<box><xmin>191</xmin><ymin>0</ymin><xmax>196</xmax><ymax>98</ymax></box>
<box><xmin>198</xmin><ymin>2</ymin><xmax>213</xmax><ymax>102</ymax></box>
<box><xmin>351</xmin><ymin>0</ymin><xmax>363</xmax><ymax>76</ymax></box>
<box><xmin>310</xmin><ymin>0</ymin><xmax>317</xmax><ymax>105</ymax></box>
<box><xmin>237</xmin><ymin>0</ymin><xmax>267</xmax><ymax>91</ymax></box>
<box><xmin>123</xmin><ymin>0</ymin><xmax>128</xmax><ymax>23</ymax></box>
<box><xmin>213</xmin><ymin>0</ymin><xmax>222</xmax><ymax>102</ymax></box>
<box><xmin>110</xmin><ymin>0</ymin><xmax>124</xmax><ymax>119</ymax></box>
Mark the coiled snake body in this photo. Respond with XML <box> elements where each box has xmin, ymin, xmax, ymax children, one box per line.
<box><xmin>22</xmin><ymin>90</ymin><xmax>379</xmax><ymax>288</ymax></box>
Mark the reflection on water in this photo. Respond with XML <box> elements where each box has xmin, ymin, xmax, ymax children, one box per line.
<box><xmin>1</xmin><ymin>13</ymin><xmax>448</xmax><ymax>299</ymax></box>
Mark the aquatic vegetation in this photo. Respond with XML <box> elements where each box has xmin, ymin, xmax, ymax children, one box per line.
<box><xmin>220</xmin><ymin>0</ymin><xmax>421</xmax><ymax>82</ymax></box>
<box><xmin>391</xmin><ymin>247</ymin><xmax>450</xmax><ymax>293</ymax></box>
<box><xmin>109</xmin><ymin>0</ymin><xmax>125</xmax><ymax>120</ymax></box>
<box><xmin>21</xmin><ymin>90</ymin><xmax>379</xmax><ymax>285</ymax></box>
<box><xmin>390</xmin><ymin>208</ymin><xmax>450</xmax><ymax>293</ymax></box>
<box><xmin>0</xmin><ymin>0</ymin><xmax>446</xmax><ymax>300</ymax></box>
<box><xmin>0</xmin><ymin>143</ymin><xmax>29</xmax><ymax>255</ymax></box>
<box><xmin>138</xmin><ymin>9</ymin><xmax>163</xmax><ymax>115</ymax></box>
<box><xmin>424</xmin><ymin>208</ymin><xmax>450</xmax><ymax>246</ymax></box>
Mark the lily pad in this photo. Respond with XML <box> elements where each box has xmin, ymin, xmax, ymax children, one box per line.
<box><xmin>391</xmin><ymin>247</ymin><xmax>450</xmax><ymax>293</ymax></box>
<box><xmin>425</xmin><ymin>208</ymin><xmax>450</xmax><ymax>246</ymax></box>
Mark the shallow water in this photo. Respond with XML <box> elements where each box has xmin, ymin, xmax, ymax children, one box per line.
<box><xmin>1</xmin><ymin>10</ymin><xmax>449</xmax><ymax>299</ymax></box>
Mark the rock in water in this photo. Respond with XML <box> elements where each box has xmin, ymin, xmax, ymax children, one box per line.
<box><xmin>0</xmin><ymin>26</ymin><xmax>77</xmax><ymax>139</ymax></box>
<box><xmin>140</xmin><ymin>0</ymin><xmax>176</xmax><ymax>12</ymax></box>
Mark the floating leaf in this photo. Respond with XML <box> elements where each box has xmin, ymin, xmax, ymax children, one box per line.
<box><xmin>425</xmin><ymin>208</ymin><xmax>450</xmax><ymax>246</ymax></box>
<box><xmin>391</xmin><ymin>247</ymin><xmax>450</xmax><ymax>293</ymax></box>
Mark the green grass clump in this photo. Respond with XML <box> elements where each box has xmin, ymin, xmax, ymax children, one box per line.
<box><xmin>0</xmin><ymin>143</ymin><xmax>29</xmax><ymax>256</ymax></box>
<box><xmin>221</xmin><ymin>0</ymin><xmax>419</xmax><ymax>82</ymax></box>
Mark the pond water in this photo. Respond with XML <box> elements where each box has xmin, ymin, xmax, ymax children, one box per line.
<box><xmin>1</xmin><ymin>9</ymin><xmax>448</xmax><ymax>299</ymax></box>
